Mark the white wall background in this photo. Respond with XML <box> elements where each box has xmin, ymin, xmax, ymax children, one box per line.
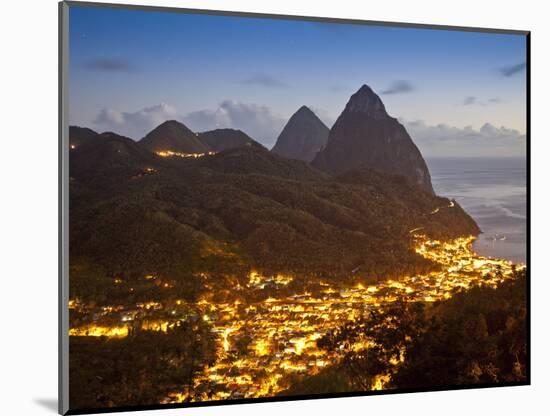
<box><xmin>1</xmin><ymin>0</ymin><xmax>547</xmax><ymax>415</ymax></box>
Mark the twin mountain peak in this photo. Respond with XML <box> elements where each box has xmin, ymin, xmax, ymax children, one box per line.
<box><xmin>273</xmin><ymin>85</ymin><xmax>433</xmax><ymax>194</ymax></box>
<box><xmin>70</xmin><ymin>84</ymin><xmax>434</xmax><ymax>194</ymax></box>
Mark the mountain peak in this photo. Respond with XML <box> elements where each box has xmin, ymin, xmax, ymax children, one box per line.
<box><xmin>139</xmin><ymin>120</ymin><xmax>208</xmax><ymax>153</ymax></box>
<box><xmin>296</xmin><ymin>105</ymin><xmax>313</xmax><ymax>114</ymax></box>
<box><xmin>312</xmin><ymin>84</ymin><xmax>434</xmax><ymax>194</ymax></box>
<box><xmin>159</xmin><ymin>119</ymin><xmax>180</xmax><ymax>125</ymax></box>
<box><xmin>271</xmin><ymin>106</ymin><xmax>329</xmax><ymax>162</ymax></box>
<box><xmin>154</xmin><ymin>119</ymin><xmax>189</xmax><ymax>131</ymax></box>
<box><xmin>344</xmin><ymin>84</ymin><xmax>387</xmax><ymax>119</ymax></box>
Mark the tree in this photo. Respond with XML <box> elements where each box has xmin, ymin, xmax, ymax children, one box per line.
<box><xmin>316</xmin><ymin>273</ymin><xmax>527</xmax><ymax>392</ymax></box>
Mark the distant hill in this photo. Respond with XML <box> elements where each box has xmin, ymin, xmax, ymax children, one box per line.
<box><xmin>198</xmin><ymin>128</ymin><xmax>262</xmax><ymax>152</ymax></box>
<box><xmin>69</xmin><ymin>126</ymin><xmax>98</xmax><ymax>148</ymax></box>
<box><xmin>271</xmin><ymin>106</ymin><xmax>329</xmax><ymax>162</ymax></box>
<box><xmin>69</xmin><ymin>130</ymin><xmax>159</xmax><ymax>190</ymax></box>
<box><xmin>138</xmin><ymin>120</ymin><xmax>209</xmax><ymax>154</ymax></box>
<box><xmin>312</xmin><ymin>85</ymin><xmax>434</xmax><ymax>194</ymax></box>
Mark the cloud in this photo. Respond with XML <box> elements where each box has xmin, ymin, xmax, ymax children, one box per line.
<box><xmin>499</xmin><ymin>62</ymin><xmax>526</xmax><ymax>77</ymax></box>
<box><xmin>91</xmin><ymin>100</ymin><xmax>286</xmax><ymax>145</ymax></box>
<box><xmin>401</xmin><ymin>118</ymin><xmax>526</xmax><ymax>158</ymax></box>
<box><xmin>242</xmin><ymin>74</ymin><xmax>287</xmax><ymax>88</ymax></box>
<box><xmin>381</xmin><ymin>80</ymin><xmax>415</xmax><ymax>95</ymax></box>
<box><xmin>82</xmin><ymin>58</ymin><xmax>138</xmax><ymax>72</ymax></box>
<box><xmin>461</xmin><ymin>96</ymin><xmax>502</xmax><ymax>106</ymax></box>
<box><xmin>183</xmin><ymin>100</ymin><xmax>286</xmax><ymax>146</ymax></box>
<box><xmin>93</xmin><ymin>103</ymin><xmax>177</xmax><ymax>139</ymax></box>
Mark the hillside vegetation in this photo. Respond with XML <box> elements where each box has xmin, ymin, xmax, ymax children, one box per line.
<box><xmin>69</xmin><ymin>130</ymin><xmax>479</xmax><ymax>304</ymax></box>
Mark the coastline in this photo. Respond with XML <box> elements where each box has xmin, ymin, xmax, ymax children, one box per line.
<box><xmin>428</xmin><ymin>157</ymin><xmax>526</xmax><ymax>264</ymax></box>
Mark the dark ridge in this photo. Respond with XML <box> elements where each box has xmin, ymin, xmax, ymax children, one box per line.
<box><xmin>198</xmin><ymin>128</ymin><xmax>264</xmax><ymax>152</ymax></box>
<box><xmin>69</xmin><ymin>131</ymin><xmax>160</xmax><ymax>187</ymax></box>
<box><xmin>69</xmin><ymin>126</ymin><xmax>99</xmax><ymax>147</ymax></box>
<box><xmin>197</xmin><ymin>144</ymin><xmax>325</xmax><ymax>181</ymax></box>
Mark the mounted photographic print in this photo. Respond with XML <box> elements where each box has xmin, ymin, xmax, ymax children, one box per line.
<box><xmin>59</xmin><ymin>1</ymin><xmax>530</xmax><ymax>414</ymax></box>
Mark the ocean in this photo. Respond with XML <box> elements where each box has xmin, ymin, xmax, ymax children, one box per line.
<box><xmin>427</xmin><ymin>158</ymin><xmax>527</xmax><ymax>264</ymax></box>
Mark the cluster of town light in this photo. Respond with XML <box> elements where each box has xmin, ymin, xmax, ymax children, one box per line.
<box><xmin>69</xmin><ymin>234</ymin><xmax>523</xmax><ymax>400</ymax></box>
<box><xmin>155</xmin><ymin>150</ymin><xmax>216</xmax><ymax>158</ymax></box>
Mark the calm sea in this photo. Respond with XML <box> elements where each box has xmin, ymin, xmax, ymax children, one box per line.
<box><xmin>427</xmin><ymin>158</ymin><xmax>527</xmax><ymax>264</ymax></box>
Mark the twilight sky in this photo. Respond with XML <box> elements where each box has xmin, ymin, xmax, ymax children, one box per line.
<box><xmin>68</xmin><ymin>5</ymin><xmax>527</xmax><ymax>157</ymax></box>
